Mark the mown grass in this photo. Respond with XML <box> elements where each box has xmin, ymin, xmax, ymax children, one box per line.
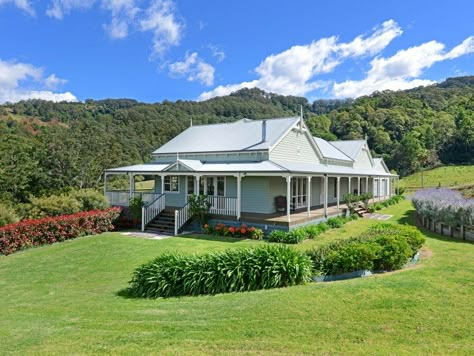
<box><xmin>400</xmin><ymin>165</ymin><xmax>474</xmax><ymax>189</ymax></box>
<box><xmin>1</xmin><ymin>200</ymin><xmax>474</xmax><ymax>354</ymax></box>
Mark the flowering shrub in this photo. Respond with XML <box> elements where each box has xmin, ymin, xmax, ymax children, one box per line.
<box><xmin>0</xmin><ymin>207</ymin><xmax>121</xmax><ymax>255</ymax></box>
<box><xmin>202</xmin><ymin>223</ymin><xmax>264</xmax><ymax>240</ymax></box>
<box><xmin>412</xmin><ymin>188</ymin><xmax>474</xmax><ymax>228</ymax></box>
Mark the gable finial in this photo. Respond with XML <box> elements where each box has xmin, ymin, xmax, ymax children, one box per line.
<box><xmin>299</xmin><ymin>105</ymin><xmax>304</xmax><ymax>130</ymax></box>
<box><xmin>190</xmin><ymin>119</ymin><xmax>193</xmax><ymax>127</ymax></box>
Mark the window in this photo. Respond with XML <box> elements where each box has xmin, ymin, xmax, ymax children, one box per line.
<box><xmin>164</xmin><ymin>176</ymin><xmax>179</xmax><ymax>192</ymax></box>
<box><xmin>187</xmin><ymin>176</ymin><xmax>195</xmax><ymax>195</ymax></box>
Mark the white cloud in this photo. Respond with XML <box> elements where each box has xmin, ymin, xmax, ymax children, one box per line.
<box><xmin>208</xmin><ymin>44</ymin><xmax>225</xmax><ymax>62</ymax></box>
<box><xmin>169</xmin><ymin>52</ymin><xmax>215</xmax><ymax>86</ymax></box>
<box><xmin>0</xmin><ymin>59</ymin><xmax>77</xmax><ymax>104</ymax></box>
<box><xmin>333</xmin><ymin>36</ymin><xmax>474</xmax><ymax>97</ymax></box>
<box><xmin>101</xmin><ymin>0</ymin><xmax>140</xmax><ymax>39</ymax></box>
<box><xmin>199</xmin><ymin>20</ymin><xmax>402</xmax><ymax>100</ymax></box>
<box><xmin>140</xmin><ymin>0</ymin><xmax>184</xmax><ymax>56</ymax></box>
<box><xmin>45</xmin><ymin>74</ymin><xmax>67</xmax><ymax>89</ymax></box>
<box><xmin>46</xmin><ymin>0</ymin><xmax>95</xmax><ymax>19</ymax></box>
<box><xmin>0</xmin><ymin>0</ymin><xmax>35</xmax><ymax>16</ymax></box>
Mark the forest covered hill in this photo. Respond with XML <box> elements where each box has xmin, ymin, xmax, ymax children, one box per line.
<box><xmin>0</xmin><ymin>76</ymin><xmax>473</xmax><ymax>203</ymax></box>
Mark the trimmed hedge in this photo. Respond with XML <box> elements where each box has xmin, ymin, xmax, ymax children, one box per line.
<box><xmin>268</xmin><ymin>215</ymin><xmax>356</xmax><ymax>244</ymax></box>
<box><xmin>306</xmin><ymin>223</ymin><xmax>424</xmax><ymax>275</ymax></box>
<box><xmin>0</xmin><ymin>207</ymin><xmax>121</xmax><ymax>255</ymax></box>
<box><xmin>128</xmin><ymin>244</ymin><xmax>313</xmax><ymax>298</ymax></box>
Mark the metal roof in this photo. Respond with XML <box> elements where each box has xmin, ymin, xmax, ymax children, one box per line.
<box><xmin>373</xmin><ymin>158</ymin><xmax>390</xmax><ymax>173</ymax></box>
<box><xmin>153</xmin><ymin>117</ymin><xmax>300</xmax><ymax>154</ymax></box>
<box><xmin>330</xmin><ymin>140</ymin><xmax>366</xmax><ymax>160</ymax></box>
<box><xmin>106</xmin><ymin>159</ymin><xmax>396</xmax><ymax>176</ymax></box>
<box><xmin>313</xmin><ymin>137</ymin><xmax>352</xmax><ymax>161</ymax></box>
<box><xmin>272</xmin><ymin>160</ymin><xmax>395</xmax><ymax>177</ymax></box>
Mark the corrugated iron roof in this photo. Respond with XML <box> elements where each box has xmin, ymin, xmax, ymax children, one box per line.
<box><xmin>153</xmin><ymin>117</ymin><xmax>300</xmax><ymax>154</ymax></box>
<box><xmin>313</xmin><ymin>137</ymin><xmax>353</xmax><ymax>161</ymax></box>
<box><xmin>330</xmin><ymin>140</ymin><xmax>366</xmax><ymax>160</ymax></box>
<box><xmin>106</xmin><ymin>159</ymin><xmax>396</xmax><ymax>176</ymax></box>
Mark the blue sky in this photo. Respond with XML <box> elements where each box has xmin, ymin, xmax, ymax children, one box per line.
<box><xmin>0</xmin><ymin>0</ymin><xmax>473</xmax><ymax>103</ymax></box>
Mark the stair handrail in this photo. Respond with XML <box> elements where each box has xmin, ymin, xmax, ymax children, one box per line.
<box><xmin>141</xmin><ymin>193</ymin><xmax>166</xmax><ymax>231</ymax></box>
<box><xmin>174</xmin><ymin>201</ymin><xmax>191</xmax><ymax>236</ymax></box>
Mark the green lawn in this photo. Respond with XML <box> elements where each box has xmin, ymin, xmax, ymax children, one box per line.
<box><xmin>400</xmin><ymin>165</ymin><xmax>474</xmax><ymax>189</ymax></box>
<box><xmin>1</xmin><ymin>201</ymin><xmax>474</xmax><ymax>354</ymax></box>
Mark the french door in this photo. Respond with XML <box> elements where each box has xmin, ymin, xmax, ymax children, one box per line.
<box><xmin>292</xmin><ymin>177</ymin><xmax>307</xmax><ymax>209</ymax></box>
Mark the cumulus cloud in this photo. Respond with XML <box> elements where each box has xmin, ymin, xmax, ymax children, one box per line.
<box><xmin>0</xmin><ymin>59</ymin><xmax>77</xmax><ymax>104</ymax></box>
<box><xmin>46</xmin><ymin>1</ymin><xmax>184</xmax><ymax>56</ymax></box>
<box><xmin>140</xmin><ymin>0</ymin><xmax>184</xmax><ymax>56</ymax></box>
<box><xmin>169</xmin><ymin>52</ymin><xmax>215</xmax><ymax>86</ymax></box>
<box><xmin>46</xmin><ymin>0</ymin><xmax>95</xmax><ymax>19</ymax></box>
<box><xmin>0</xmin><ymin>0</ymin><xmax>35</xmax><ymax>16</ymax></box>
<box><xmin>199</xmin><ymin>20</ymin><xmax>402</xmax><ymax>100</ymax></box>
<box><xmin>333</xmin><ymin>36</ymin><xmax>474</xmax><ymax>97</ymax></box>
<box><xmin>208</xmin><ymin>44</ymin><xmax>225</xmax><ymax>62</ymax></box>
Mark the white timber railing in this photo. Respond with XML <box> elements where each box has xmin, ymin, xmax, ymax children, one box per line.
<box><xmin>206</xmin><ymin>195</ymin><xmax>238</xmax><ymax>216</ymax></box>
<box><xmin>141</xmin><ymin>193</ymin><xmax>166</xmax><ymax>231</ymax></box>
<box><xmin>105</xmin><ymin>191</ymin><xmax>161</xmax><ymax>206</ymax></box>
<box><xmin>174</xmin><ymin>202</ymin><xmax>191</xmax><ymax>236</ymax></box>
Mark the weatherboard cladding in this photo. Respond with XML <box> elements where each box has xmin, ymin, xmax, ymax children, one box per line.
<box><xmin>270</xmin><ymin>129</ymin><xmax>321</xmax><ymax>164</ymax></box>
<box><xmin>353</xmin><ymin>148</ymin><xmax>373</xmax><ymax>170</ymax></box>
<box><xmin>241</xmin><ymin>176</ymin><xmax>271</xmax><ymax>214</ymax></box>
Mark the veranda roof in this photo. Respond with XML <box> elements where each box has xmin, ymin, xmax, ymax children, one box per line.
<box><xmin>106</xmin><ymin>159</ymin><xmax>396</xmax><ymax>177</ymax></box>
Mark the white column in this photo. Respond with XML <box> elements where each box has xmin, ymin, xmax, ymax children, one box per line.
<box><xmin>129</xmin><ymin>173</ymin><xmax>134</xmax><ymax>198</ymax></box>
<box><xmin>195</xmin><ymin>175</ymin><xmax>200</xmax><ymax>195</ymax></box>
<box><xmin>324</xmin><ymin>175</ymin><xmax>328</xmax><ymax>217</ymax></box>
<box><xmin>103</xmin><ymin>172</ymin><xmax>107</xmax><ymax>196</ymax></box>
<box><xmin>377</xmin><ymin>178</ymin><xmax>381</xmax><ymax>201</ymax></box>
<box><xmin>307</xmin><ymin>176</ymin><xmax>312</xmax><ymax>216</ymax></box>
<box><xmin>236</xmin><ymin>174</ymin><xmax>242</xmax><ymax>220</ymax></box>
<box><xmin>365</xmin><ymin>176</ymin><xmax>369</xmax><ymax>194</ymax></box>
<box><xmin>161</xmin><ymin>175</ymin><xmax>165</xmax><ymax>195</ymax></box>
<box><xmin>357</xmin><ymin>177</ymin><xmax>361</xmax><ymax>195</ymax></box>
<box><xmin>286</xmin><ymin>176</ymin><xmax>291</xmax><ymax>222</ymax></box>
<box><xmin>336</xmin><ymin>176</ymin><xmax>340</xmax><ymax>210</ymax></box>
<box><xmin>348</xmin><ymin>176</ymin><xmax>352</xmax><ymax>195</ymax></box>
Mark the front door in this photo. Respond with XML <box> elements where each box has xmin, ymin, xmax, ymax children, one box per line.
<box><xmin>205</xmin><ymin>176</ymin><xmax>225</xmax><ymax>209</ymax></box>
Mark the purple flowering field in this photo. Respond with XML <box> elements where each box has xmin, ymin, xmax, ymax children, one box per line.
<box><xmin>412</xmin><ymin>188</ymin><xmax>474</xmax><ymax>227</ymax></box>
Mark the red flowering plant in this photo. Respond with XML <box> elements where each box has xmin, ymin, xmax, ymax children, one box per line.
<box><xmin>0</xmin><ymin>207</ymin><xmax>121</xmax><ymax>256</ymax></box>
<box><xmin>201</xmin><ymin>222</ymin><xmax>264</xmax><ymax>239</ymax></box>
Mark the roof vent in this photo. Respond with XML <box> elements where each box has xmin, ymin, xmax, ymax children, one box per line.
<box><xmin>262</xmin><ymin>120</ymin><xmax>267</xmax><ymax>142</ymax></box>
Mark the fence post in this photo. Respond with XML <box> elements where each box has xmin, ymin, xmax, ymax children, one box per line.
<box><xmin>141</xmin><ymin>206</ymin><xmax>145</xmax><ymax>232</ymax></box>
<box><xmin>461</xmin><ymin>225</ymin><xmax>465</xmax><ymax>240</ymax></box>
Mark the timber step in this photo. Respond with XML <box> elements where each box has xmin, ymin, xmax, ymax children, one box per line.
<box><xmin>145</xmin><ymin>209</ymin><xmax>176</xmax><ymax>234</ymax></box>
<box><xmin>354</xmin><ymin>206</ymin><xmax>370</xmax><ymax>217</ymax></box>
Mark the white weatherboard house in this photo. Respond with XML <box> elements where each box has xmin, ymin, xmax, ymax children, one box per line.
<box><xmin>105</xmin><ymin>116</ymin><xmax>398</xmax><ymax>234</ymax></box>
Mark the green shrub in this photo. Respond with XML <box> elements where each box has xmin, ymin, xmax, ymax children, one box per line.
<box><xmin>366</xmin><ymin>223</ymin><xmax>425</xmax><ymax>256</ymax></box>
<box><xmin>128</xmin><ymin>245</ymin><xmax>314</xmax><ymax>298</ymax></box>
<box><xmin>326</xmin><ymin>216</ymin><xmax>345</xmax><ymax>228</ymax></box>
<box><xmin>0</xmin><ymin>203</ymin><xmax>20</xmax><ymax>227</ymax></box>
<box><xmin>24</xmin><ymin>194</ymin><xmax>82</xmax><ymax>219</ymax></box>
<box><xmin>128</xmin><ymin>195</ymin><xmax>144</xmax><ymax>220</ymax></box>
<box><xmin>304</xmin><ymin>225</ymin><xmax>321</xmax><ymax>239</ymax></box>
<box><xmin>69</xmin><ymin>189</ymin><xmax>109</xmax><ymax>211</ymax></box>
<box><xmin>268</xmin><ymin>230</ymin><xmax>287</xmax><ymax>243</ymax></box>
<box><xmin>306</xmin><ymin>223</ymin><xmax>425</xmax><ymax>276</ymax></box>
<box><xmin>374</xmin><ymin>203</ymin><xmax>383</xmax><ymax>211</ymax></box>
<box><xmin>372</xmin><ymin>235</ymin><xmax>412</xmax><ymax>271</ymax></box>
<box><xmin>317</xmin><ymin>222</ymin><xmax>330</xmax><ymax>233</ymax></box>
<box><xmin>285</xmin><ymin>228</ymin><xmax>308</xmax><ymax>244</ymax></box>
<box><xmin>307</xmin><ymin>237</ymin><xmax>380</xmax><ymax>275</ymax></box>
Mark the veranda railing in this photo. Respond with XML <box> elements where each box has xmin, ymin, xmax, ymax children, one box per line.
<box><xmin>141</xmin><ymin>193</ymin><xmax>166</xmax><ymax>231</ymax></box>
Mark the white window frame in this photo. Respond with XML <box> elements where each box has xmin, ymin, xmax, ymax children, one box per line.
<box><xmin>164</xmin><ymin>175</ymin><xmax>180</xmax><ymax>193</ymax></box>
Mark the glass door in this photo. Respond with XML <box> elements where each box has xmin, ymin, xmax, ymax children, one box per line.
<box><xmin>291</xmin><ymin>177</ymin><xmax>307</xmax><ymax>209</ymax></box>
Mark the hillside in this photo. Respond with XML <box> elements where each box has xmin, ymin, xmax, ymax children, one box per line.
<box><xmin>0</xmin><ymin>76</ymin><xmax>473</xmax><ymax>203</ymax></box>
<box><xmin>399</xmin><ymin>165</ymin><xmax>474</xmax><ymax>190</ymax></box>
